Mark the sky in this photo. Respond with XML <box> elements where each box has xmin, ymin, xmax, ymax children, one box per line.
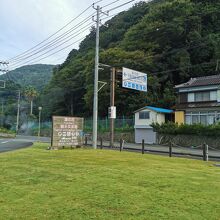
<box><xmin>0</xmin><ymin>0</ymin><xmax>136</xmax><ymax>69</ymax></box>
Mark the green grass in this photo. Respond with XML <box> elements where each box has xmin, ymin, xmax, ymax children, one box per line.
<box><xmin>0</xmin><ymin>144</ymin><xmax>220</xmax><ymax>220</ymax></box>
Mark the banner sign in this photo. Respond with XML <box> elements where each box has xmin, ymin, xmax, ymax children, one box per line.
<box><xmin>108</xmin><ymin>106</ymin><xmax>116</xmax><ymax>119</ymax></box>
<box><xmin>52</xmin><ymin>116</ymin><xmax>84</xmax><ymax>147</ymax></box>
<box><xmin>122</xmin><ymin>67</ymin><xmax>147</xmax><ymax>92</ymax></box>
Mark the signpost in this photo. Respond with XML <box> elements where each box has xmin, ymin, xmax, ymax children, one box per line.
<box><xmin>52</xmin><ymin>116</ymin><xmax>84</xmax><ymax>148</ymax></box>
<box><xmin>122</xmin><ymin>67</ymin><xmax>147</xmax><ymax>92</ymax></box>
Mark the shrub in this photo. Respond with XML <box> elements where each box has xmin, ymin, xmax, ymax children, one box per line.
<box><xmin>151</xmin><ymin>122</ymin><xmax>220</xmax><ymax>137</ymax></box>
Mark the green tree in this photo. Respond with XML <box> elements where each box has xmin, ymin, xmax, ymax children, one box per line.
<box><xmin>24</xmin><ymin>86</ymin><xmax>38</xmax><ymax>115</ymax></box>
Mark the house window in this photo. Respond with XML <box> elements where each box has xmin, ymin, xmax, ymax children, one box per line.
<box><xmin>185</xmin><ymin>111</ymin><xmax>218</xmax><ymax>125</ymax></box>
<box><xmin>210</xmin><ymin>91</ymin><xmax>217</xmax><ymax>101</ymax></box>
<box><xmin>188</xmin><ymin>93</ymin><xmax>195</xmax><ymax>102</ymax></box>
<box><xmin>139</xmin><ymin>111</ymin><xmax>150</xmax><ymax>119</ymax></box>
<box><xmin>195</xmin><ymin>92</ymin><xmax>210</xmax><ymax>102</ymax></box>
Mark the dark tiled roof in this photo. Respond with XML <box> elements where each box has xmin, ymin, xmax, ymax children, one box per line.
<box><xmin>175</xmin><ymin>74</ymin><xmax>220</xmax><ymax>88</ymax></box>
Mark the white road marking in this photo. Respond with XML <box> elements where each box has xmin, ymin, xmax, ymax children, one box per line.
<box><xmin>1</xmin><ymin>141</ymin><xmax>10</xmax><ymax>144</ymax></box>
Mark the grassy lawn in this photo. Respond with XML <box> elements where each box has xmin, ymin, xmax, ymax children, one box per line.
<box><xmin>0</xmin><ymin>144</ymin><xmax>219</xmax><ymax>220</ymax></box>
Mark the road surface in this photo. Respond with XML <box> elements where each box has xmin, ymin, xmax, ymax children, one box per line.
<box><xmin>0</xmin><ymin>138</ymin><xmax>33</xmax><ymax>153</ymax></box>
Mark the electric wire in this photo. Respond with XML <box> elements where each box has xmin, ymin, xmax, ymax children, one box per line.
<box><xmin>9</xmin><ymin>0</ymin><xmax>131</xmax><ymax>68</ymax></box>
<box><xmin>7</xmin><ymin>1</ymin><xmax>103</xmax><ymax>62</ymax></box>
<box><xmin>9</xmin><ymin>1</ymin><xmax>134</xmax><ymax>69</ymax></box>
<box><xmin>8</xmin><ymin>0</ymin><xmax>126</xmax><ymax>64</ymax></box>
<box><xmin>10</xmin><ymin>20</ymin><xmax>94</xmax><ymax>67</ymax></box>
<box><xmin>9</xmin><ymin>13</ymin><xmax>96</xmax><ymax>63</ymax></box>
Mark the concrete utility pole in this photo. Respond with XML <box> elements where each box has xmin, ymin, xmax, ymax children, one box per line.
<box><xmin>38</xmin><ymin>107</ymin><xmax>42</xmax><ymax>138</ymax></box>
<box><xmin>16</xmin><ymin>90</ymin><xmax>21</xmax><ymax>134</ymax></box>
<box><xmin>92</xmin><ymin>5</ymin><xmax>108</xmax><ymax>149</ymax></box>
<box><xmin>92</xmin><ymin>5</ymin><xmax>101</xmax><ymax>149</ymax></box>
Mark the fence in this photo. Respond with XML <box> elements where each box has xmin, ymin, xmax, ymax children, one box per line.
<box><xmin>84</xmin><ymin>137</ymin><xmax>220</xmax><ymax>161</ymax></box>
<box><xmin>84</xmin><ymin>117</ymin><xmax>134</xmax><ymax>132</ymax></box>
<box><xmin>16</xmin><ymin>117</ymin><xmax>134</xmax><ymax>136</ymax></box>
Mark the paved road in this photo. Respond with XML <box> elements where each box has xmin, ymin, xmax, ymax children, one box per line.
<box><xmin>0</xmin><ymin>138</ymin><xmax>33</xmax><ymax>153</ymax></box>
<box><xmin>16</xmin><ymin>135</ymin><xmax>51</xmax><ymax>143</ymax></box>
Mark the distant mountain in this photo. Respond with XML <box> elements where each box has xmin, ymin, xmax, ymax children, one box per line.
<box><xmin>0</xmin><ymin>64</ymin><xmax>55</xmax><ymax>91</ymax></box>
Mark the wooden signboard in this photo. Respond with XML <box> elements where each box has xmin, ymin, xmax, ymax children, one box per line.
<box><xmin>52</xmin><ymin>116</ymin><xmax>84</xmax><ymax>148</ymax></box>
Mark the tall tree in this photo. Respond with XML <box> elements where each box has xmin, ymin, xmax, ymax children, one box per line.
<box><xmin>24</xmin><ymin>86</ymin><xmax>38</xmax><ymax>115</ymax></box>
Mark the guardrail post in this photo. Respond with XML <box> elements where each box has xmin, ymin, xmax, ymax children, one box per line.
<box><xmin>100</xmin><ymin>138</ymin><xmax>103</xmax><ymax>149</ymax></box>
<box><xmin>169</xmin><ymin>142</ymin><xmax>172</xmax><ymax>157</ymax></box>
<box><xmin>85</xmin><ymin>136</ymin><xmax>88</xmax><ymax>146</ymax></box>
<box><xmin>203</xmin><ymin>143</ymin><xmax>206</xmax><ymax>161</ymax></box>
<box><xmin>120</xmin><ymin>138</ymin><xmax>122</xmax><ymax>152</ymax></box>
<box><xmin>142</xmin><ymin>139</ymin><xmax>145</xmax><ymax>154</ymax></box>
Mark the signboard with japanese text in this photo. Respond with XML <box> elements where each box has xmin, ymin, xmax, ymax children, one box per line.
<box><xmin>108</xmin><ymin>106</ymin><xmax>116</xmax><ymax>119</ymax></box>
<box><xmin>122</xmin><ymin>67</ymin><xmax>147</xmax><ymax>92</ymax></box>
<box><xmin>52</xmin><ymin>116</ymin><xmax>84</xmax><ymax>148</ymax></box>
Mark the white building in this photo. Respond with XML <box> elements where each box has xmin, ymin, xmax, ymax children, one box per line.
<box><xmin>134</xmin><ymin>106</ymin><xmax>173</xmax><ymax>144</ymax></box>
<box><xmin>175</xmin><ymin>74</ymin><xmax>220</xmax><ymax>125</ymax></box>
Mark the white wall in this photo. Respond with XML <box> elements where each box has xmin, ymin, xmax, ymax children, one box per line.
<box><xmin>135</xmin><ymin>110</ymin><xmax>165</xmax><ymax>126</ymax></box>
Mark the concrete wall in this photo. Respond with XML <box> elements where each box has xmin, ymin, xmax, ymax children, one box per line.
<box><xmin>98</xmin><ymin>132</ymin><xmax>134</xmax><ymax>143</ymax></box>
<box><xmin>157</xmin><ymin>133</ymin><xmax>220</xmax><ymax>149</ymax></box>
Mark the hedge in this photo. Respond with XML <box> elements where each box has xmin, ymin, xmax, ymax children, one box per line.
<box><xmin>151</xmin><ymin>122</ymin><xmax>220</xmax><ymax>137</ymax></box>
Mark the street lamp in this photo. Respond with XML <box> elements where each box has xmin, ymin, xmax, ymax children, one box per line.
<box><xmin>38</xmin><ymin>107</ymin><xmax>42</xmax><ymax>138</ymax></box>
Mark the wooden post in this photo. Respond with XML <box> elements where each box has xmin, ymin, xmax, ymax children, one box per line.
<box><xmin>169</xmin><ymin>142</ymin><xmax>172</xmax><ymax>157</ymax></box>
<box><xmin>203</xmin><ymin>144</ymin><xmax>209</xmax><ymax>161</ymax></box>
<box><xmin>110</xmin><ymin>67</ymin><xmax>116</xmax><ymax>148</ymax></box>
<box><xmin>206</xmin><ymin>144</ymin><xmax>209</xmax><ymax>161</ymax></box>
<box><xmin>85</xmin><ymin>136</ymin><xmax>88</xmax><ymax>146</ymax></box>
<box><xmin>203</xmin><ymin>143</ymin><xmax>206</xmax><ymax>161</ymax></box>
<box><xmin>142</xmin><ymin>139</ymin><xmax>145</xmax><ymax>154</ymax></box>
<box><xmin>120</xmin><ymin>138</ymin><xmax>122</xmax><ymax>152</ymax></box>
<box><xmin>100</xmin><ymin>138</ymin><xmax>103</xmax><ymax>149</ymax></box>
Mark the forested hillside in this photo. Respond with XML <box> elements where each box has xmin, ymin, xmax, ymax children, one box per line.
<box><xmin>0</xmin><ymin>64</ymin><xmax>55</xmax><ymax>91</ymax></box>
<box><xmin>40</xmin><ymin>0</ymin><xmax>220</xmax><ymax>119</ymax></box>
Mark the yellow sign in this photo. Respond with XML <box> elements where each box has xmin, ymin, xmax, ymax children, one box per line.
<box><xmin>52</xmin><ymin>116</ymin><xmax>84</xmax><ymax>148</ymax></box>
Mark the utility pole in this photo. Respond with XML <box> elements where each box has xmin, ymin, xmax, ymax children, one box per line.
<box><xmin>16</xmin><ymin>90</ymin><xmax>21</xmax><ymax>134</ymax></box>
<box><xmin>38</xmin><ymin>107</ymin><xmax>42</xmax><ymax>138</ymax></box>
<box><xmin>110</xmin><ymin>67</ymin><xmax>116</xmax><ymax>148</ymax></box>
<box><xmin>92</xmin><ymin>5</ymin><xmax>100</xmax><ymax>149</ymax></box>
<box><xmin>1</xmin><ymin>100</ymin><xmax>4</xmax><ymax>114</ymax></box>
<box><xmin>216</xmin><ymin>59</ymin><xmax>219</xmax><ymax>72</ymax></box>
<box><xmin>92</xmin><ymin>5</ymin><xmax>108</xmax><ymax>149</ymax></box>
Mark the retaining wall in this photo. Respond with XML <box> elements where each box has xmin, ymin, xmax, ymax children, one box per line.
<box><xmin>157</xmin><ymin>133</ymin><xmax>220</xmax><ymax>149</ymax></box>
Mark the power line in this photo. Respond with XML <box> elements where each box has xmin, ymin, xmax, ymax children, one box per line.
<box><xmin>10</xmin><ymin>21</ymin><xmax>94</xmax><ymax>67</ymax></box>
<box><xmin>107</xmin><ymin>0</ymin><xmax>135</xmax><ymax>13</ymax></box>
<box><xmin>9</xmin><ymin>1</ymin><xmax>133</xmax><ymax>69</ymax></box>
<box><xmin>7</xmin><ymin>2</ymin><xmax>101</xmax><ymax>62</ymax></box>
<box><xmin>9</xmin><ymin>4</ymin><xmax>129</xmax><ymax>69</ymax></box>
<box><xmin>8</xmin><ymin>0</ymin><xmax>126</xmax><ymax>63</ymax></box>
<box><xmin>9</xmin><ymin>13</ymin><xmax>96</xmax><ymax>63</ymax></box>
<box><xmin>11</xmin><ymin>37</ymin><xmax>85</xmax><ymax>70</ymax></box>
<box><xmin>102</xmin><ymin>0</ymin><xmax>121</xmax><ymax>8</ymax></box>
